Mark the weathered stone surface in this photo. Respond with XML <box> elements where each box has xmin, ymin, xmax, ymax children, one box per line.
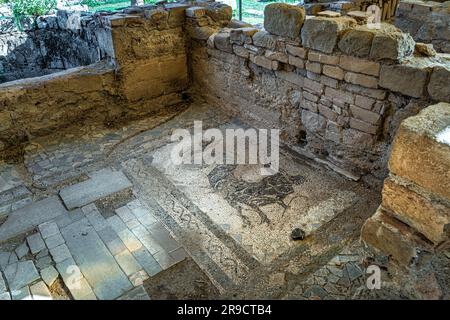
<box><xmin>379</xmin><ymin>64</ymin><xmax>428</xmax><ymax>98</ymax></box>
<box><xmin>4</xmin><ymin>261</ymin><xmax>40</xmax><ymax>291</ymax></box>
<box><xmin>302</xmin><ymin>110</ymin><xmax>326</xmax><ymax>135</ymax></box>
<box><xmin>230</xmin><ymin>27</ymin><xmax>258</xmax><ymax>45</ymax></box>
<box><xmin>415</xmin><ymin>43</ymin><xmax>437</xmax><ymax>57</ymax></box>
<box><xmin>30</xmin><ymin>281</ymin><xmax>52</xmax><ymax>300</ymax></box>
<box><xmin>301</xmin><ymin>16</ymin><xmax>357</xmax><ymax>54</ymax></box>
<box><xmin>214</xmin><ymin>32</ymin><xmax>233</xmax><ymax>53</ymax></box>
<box><xmin>361</xmin><ymin>207</ymin><xmax>433</xmax><ymax>267</ymax></box>
<box><xmin>370</xmin><ymin>24</ymin><xmax>415</xmax><ymax>61</ymax></box>
<box><xmin>339</xmin><ymin>55</ymin><xmax>380</xmax><ymax>76</ymax></box>
<box><xmin>428</xmin><ymin>66</ymin><xmax>450</xmax><ymax>102</ymax></box>
<box><xmin>389</xmin><ymin>103</ymin><xmax>450</xmax><ymax>200</ymax></box>
<box><xmin>205</xmin><ymin>3</ymin><xmax>233</xmax><ymax>26</ymax></box>
<box><xmin>0</xmin><ymin>197</ymin><xmax>67</xmax><ymax>242</ymax></box>
<box><xmin>61</xmin><ymin>218</ymin><xmax>133</xmax><ymax>300</ymax></box>
<box><xmin>382</xmin><ymin>177</ymin><xmax>450</xmax><ymax>244</ymax></box>
<box><xmin>26</xmin><ymin>233</ymin><xmax>46</xmax><ymax>255</ymax></box>
<box><xmin>59</xmin><ymin>169</ymin><xmax>132</xmax><ymax>210</ymax></box>
<box><xmin>117</xmin><ymin>285</ymin><xmax>150</xmax><ymax>300</ymax></box>
<box><xmin>40</xmin><ymin>266</ymin><xmax>59</xmax><ymax>287</ymax></box>
<box><xmin>338</xmin><ymin>26</ymin><xmax>374</xmax><ymax>58</ymax></box>
<box><xmin>264</xmin><ymin>3</ymin><xmax>305</xmax><ymax>39</ymax></box>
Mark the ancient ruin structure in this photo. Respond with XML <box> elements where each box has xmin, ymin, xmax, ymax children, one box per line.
<box><xmin>0</xmin><ymin>1</ymin><xmax>448</xmax><ymax>300</ymax></box>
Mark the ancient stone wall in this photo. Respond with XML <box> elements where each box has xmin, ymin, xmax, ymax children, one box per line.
<box><xmin>188</xmin><ymin>3</ymin><xmax>450</xmax><ymax>182</ymax></box>
<box><xmin>0</xmin><ymin>4</ymin><xmax>192</xmax><ymax>155</ymax></box>
<box><xmin>395</xmin><ymin>0</ymin><xmax>450</xmax><ymax>53</ymax></box>
<box><xmin>0</xmin><ymin>11</ymin><xmax>111</xmax><ymax>83</ymax></box>
<box><xmin>361</xmin><ymin>102</ymin><xmax>450</xmax><ymax>267</ymax></box>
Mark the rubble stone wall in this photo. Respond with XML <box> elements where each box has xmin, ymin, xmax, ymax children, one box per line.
<box><xmin>395</xmin><ymin>0</ymin><xmax>450</xmax><ymax>53</ymax></box>
<box><xmin>188</xmin><ymin>3</ymin><xmax>450</xmax><ymax>182</ymax></box>
<box><xmin>0</xmin><ymin>4</ymin><xmax>191</xmax><ymax>154</ymax></box>
<box><xmin>0</xmin><ymin>11</ymin><xmax>111</xmax><ymax>83</ymax></box>
<box><xmin>361</xmin><ymin>102</ymin><xmax>450</xmax><ymax>267</ymax></box>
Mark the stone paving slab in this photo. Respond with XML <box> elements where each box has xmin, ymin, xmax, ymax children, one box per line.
<box><xmin>27</xmin><ymin>233</ymin><xmax>46</xmax><ymax>255</ymax></box>
<box><xmin>15</xmin><ymin>241</ymin><xmax>29</xmax><ymax>259</ymax></box>
<box><xmin>11</xmin><ymin>286</ymin><xmax>32</xmax><ymax>300</ymax></box>
<box><xmin>40</xmin><ymin>266</ymin><xmax>59</xmax><ymax>287</ymax></box>
<box><xmin>61</xmin><ymin>218</ymin><xmax>133</xmax><ymax>300</ymax></box>
<box><xmin>117</xmin><ymin>285</ymin><xmax>150</xmax><ymax>300</ymax></box>
<box><xmin>30</xmin><ymin>281</ymin><xmax>52</xmax><ymax>300</ymax></box>
<box><xmin>0</xmin><ymin>196</ymin><xmax>67</xmax><ymax>242</ymax></box>
<box><xmin>59</xmin><ymin>169</ymin><xmax>133</xmax><ymax>210</ymax></box>
<box><xmin>3</xmin><ymin>261</ymin><xmax>40</xmax><ymax>291</ymax></box>
<box><xmin>0</xmin><ymin>271</ymin><xmax>6</xmax><ymax>292</ymax></box>
<box><xmin>0</xmin><ymin>292</ymin><xmax>11</xmax><ymax>300</ymax></box>
<box><xmin>114</xmin><ymin>250</ymin><xmax>142</xmax><ymax>276</ymax></box>
<box><xmin>132</xmin><ymin>248</ymin><xmax>162</xmax><ymax>277</ymax></box>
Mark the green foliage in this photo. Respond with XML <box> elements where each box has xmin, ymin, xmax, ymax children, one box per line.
<box><xmin>10</xmin><ymin>0</ymin><xmax>57</xmax><ymax>18</ymax></box>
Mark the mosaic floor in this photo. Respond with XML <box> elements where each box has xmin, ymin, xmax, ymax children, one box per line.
<box><xmin>1</xmin><ymin>101</ymin><xmax>447</xmax><ymax>300</ymax></box>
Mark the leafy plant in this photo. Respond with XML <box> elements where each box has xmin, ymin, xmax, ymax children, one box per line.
<box><xmin>8</xmin><ymin>0</ymin><xmax>57</xmax><ymax>30</ymax></box>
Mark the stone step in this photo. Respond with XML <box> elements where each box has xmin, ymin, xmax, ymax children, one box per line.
<box><xmin>61</xmin><ymin>218</ymin><xmax>133</xmax><ymax>300</ymax></box>
<box><xmin>0</xmin><ymin>196</ymin><xmax>68</xmax><ymax>243</ymax></box>
<box><xmin>59</xmin><ymin>169</ymin><xmax>133</xmax><ymax>210</ymax></box>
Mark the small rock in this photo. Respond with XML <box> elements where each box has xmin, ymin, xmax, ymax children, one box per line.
<box><xmin>291</xmin><ymin>228</ymin><xmax>306</xmax><ymax>241</ymax></box>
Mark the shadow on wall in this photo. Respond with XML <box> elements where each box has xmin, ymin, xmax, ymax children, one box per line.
<box><xmin>0</xmin><ymin>12</ymin><xmax>107</xmax><ymax>83</ymax></box>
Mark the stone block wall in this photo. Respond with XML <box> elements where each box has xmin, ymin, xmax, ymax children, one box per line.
<box><xmin>0</xmin><ymin>11</ymin><xmax>111</xmax><ymax>83</ymax></box>
<box><xmin>188</xmin><ymin>3</ymin><xmax>450</xmax><ymax>181</ymax></box>
<box><xmin>395</xmin><ymin>0</ymin><xmax>450</xmax><ymax>53</ymax></box>
<box><xmin>0</xmin><ymin>4</ymin><xmax>193</xmax><ymax>155</ymax></box>
<box><xmin>361</xmin><ymin>102</ymin><xmax>450</xmax><ymax>267</ymax></box>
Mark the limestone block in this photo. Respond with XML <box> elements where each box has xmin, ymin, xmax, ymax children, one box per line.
<box><xmin>382</xmin><ymin>177</ymin><xmax>450</xmax><ymax>244</ymax></box>
<box><xmin>301</xmin><ymin>16</ymin><xmax>357</xmax><ymax>54</ymax></box>
<box><xmin>214</xmin><ymin>32</ymin><xmax>233</xmax><ymax>53</ymax></box>
<box><xmin>185</xmin><ymin>7</ymin><xmax>206</xmax><ymax>18</ymax></box>
<box><xmin>428</xmin><ymin>66</ymin><xmax>450</xmax><ymax>103</ymax></box>
<box><xmin>344</xmin><ymin>72</ymin><xmax>378</xmax><ymax>89</ymax></box>
<box><xmin>264</xmin><ymin>3</ymin><xmax>305</xmax><ymax>39</ymax></box>
<box><xmin>286</xmin><ymin>44</ymin><xmax>307</xmax><ymax>58</ymax></box>
<box><xmin>379</xmin><ymin>64</ymin><xmax>428</xmax><ymax>98</ymax></box>
<box><xmin>187</xmin><ymin>25</ymin><xmax>218</xmax><ymax>40</ymax></box>
<box><xmin>230</xmin><ymin>27</ymin><xmax>258</xmax><ymax>45</ymax></box>
<box><xmin>389</xmin><ymin>103</ymin><xmax>450</xmax><ymax>200</ymax></box>
<box><xmin>338</xmin><ymin>26</ymin><xmax>375</xmax><ymax>58</ymax></box>
<box><xmin>252</xmin><ymin>30</ymin><xmax>284</xmax><ymax>50</ymax></box>
<box><xmin>369</xmin><ymin>23</ymin><xmax>415</xmax><ymax>61</ymax></box>
<box><xmin>205</xmin><ymin>3</ymin><xmax>232</xmax><ymax>26</ymax></box>
<box><xmin>361</xmin><ymin>207</ymin><xmax>433</xmax><ymax>267</ymax></box>
<box><xmin>342</xmin><ymin>128</ymin><xmax>374</xmax><ymax>146</ymax></box>
<box><xmin>339</xmin><ymin>55</ymin><xmax>380</xmax><ymax>76</ymax></box>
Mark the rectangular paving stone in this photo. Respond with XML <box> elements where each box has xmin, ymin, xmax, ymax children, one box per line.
<box><xmin>30</xmin><ymin>281</ymin><xmax>52</xmax><ymax>300</ymax></box>
<box><xmin>146</xmin><ymin>222</ymin><xmax>180</xmax><ymax>252</ymax></box>
<box><xmin>11</xmin><ymin>286</ymin><xmax>32</xmax><ymax>300</ymax></box>
<box><xmin>0</xmin><ymin>292</ymin><xmax>11</xmax><ymax>300</ymax></box>
<box><xmin>0</xmin><ymin>196</ymin><xmax>67</xmax><ymax>242</ymax></box>
<box><xmin>169</xmin><ymin>247</ymin><xmax>188</xmax><ymax>264</ymax></box>
<box><xmin>59</xmin><ymin>169</ymin><xmax>133</xmax><ymax>210</ymax></box>
<box><xmin>49</xmin><ymin>244</ymin><xmax>72</xmax><ymax>263</ymax></box>
<box><xmin>117</xmin><ymin>285</ymin><xmax>150</xmax><ymax>300</ymax></box>
<box><xmin>45</xmin><ymin>233</ymin><xmax>65</xmax><ymax>250</ymax></box>
<box><xmin>61</xmin><ymin>218</ymin><xmax>133</xmax><ymax>300</ymax></box>
<box><xmin>15</xmin><ymin>241</ymin><xmax>29</xmax><ymax>259</ymax></box>
<box><xmin>39</xmin><ymin>221</ymin><xmax>60</xmax><ymax>239</ymax></box>
<box><xmin>116</xmin><ymin>206</ymin><xmax>135</xmax><ymax>223</ymax></box>
<box><xmin>105</xmin><ymin>238</ymin><xmax>128</xmax><ymax>256</ymax></box>
<box><xmin>56</xmin><ymin>258</ymin><xmax>83</xmax><ymax>284</ymax></box>
<box><xmin>117</xmin><ymin>229</ymin><xmax>143</xmax><ymax>253</ymax></box>
<box><xmin>107</xmin><ymin>215</ymin><xmax>127</xmax><ymax>233</ymax></box>
<box><xmin>4</xmin><ymin>261</ymin><xmax>40</xmax><ymax>291</ymax></box>
<box><xmin>131</xmin><ymin>225</ymin><xmax>164</xmax><ymax>255</ymax></box>
<box><xmin>69</xmin><ymin>277</ymin><xmax>97</xmax><ymax>300</ymax></box>
<box><xmin>86</xmin><ymin>212</ymin><xmax>107</xmax><ymax>232</ymax></box>
<box><xmin>40</xmin><ymin>265</ymin><xmax>59</xmax><ymax>287</ymax></box>
<box><xmin>132</xmin><ymin>248</ymin><xmax>162</xmax><ymax>277</ymax></box>
<box><xmin>35</xmin><ymin>255</ymin><xmax>53</xmax><ymax>270</ymax></box>
<box><xmin>125</xmin><ymin>219</ymin><xmax>140</xmax><ymax>230</ymax></box>
<box><xmin>54</xmin><ymin>209</ymin><xmax>84</xmax><ymax>228</ymax></box>
<box><xmin>153</xmin><ymin>250</ymin><xmax>177</xmax><ymax>270</ymax></box>
<box><xmin>27</xmin><ymin>233</ymin><xmax>46</xmax><ymax>255</ymax></box>
<box><xmin>114</xmin><ymin>250</ymin><xmax>142</xmax><ymax>276</ymax></box>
